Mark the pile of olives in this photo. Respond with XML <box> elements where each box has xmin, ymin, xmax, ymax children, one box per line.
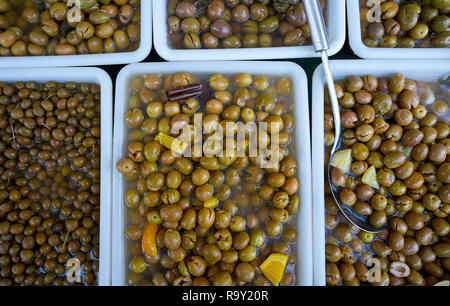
<box><xmin>167</xmin><ymin>0</ymin><xmax>327</xmax><ymax>49</ymax></box>
<box><xmin>0</xmin><ymin>0</ymin><xmax>141</xmax><ymax>56</ymax></box>
<box><xmin>0</xmin><ymin>81</ymin><xmax>101</xmax><ymax>286</ymax></box>
<box><xmin>360</xmin><ymin>0</ymin><xmax>450</xmax><ymax>48</ymax></box>
<box><xmin>116</xmin><ymin>71</ymin><xmax>301</xmax><ymax>286</ymax></box>
<box><xmin>324</xmin><ymin>74</ymin><xmax>450</xmax><ymax>286</ymax></box>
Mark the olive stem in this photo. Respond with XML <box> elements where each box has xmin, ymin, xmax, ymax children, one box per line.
<box><xmin>9</xmin><ymin>122</ymin><xmax>16</xmax><ymax>145</ymax></box>
<box><xmin>61</xmin><ymin>230</ymin><xmax>71</xmax><ymax>253</ymax></box>
<box><xmin>40</xmin><ymin>122</ymin><xmax>52</xmax><ymax>131</ymax></box>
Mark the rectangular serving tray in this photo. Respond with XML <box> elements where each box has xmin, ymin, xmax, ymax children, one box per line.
<box><xmin>311</xmin><ymin>59</ymin><xmax>450</xmax><ymax>285</ymax></box>
<box><xmin>0</xmin><ymin>67</ymin><xmax>113</xmax><ymax>285</ymax></box>
<box><xmin>153</xmin><ymin>0</ymin><xmax>346</xmax><ymax>61</ymax></box>
<box><xmin>112</xmin><ymin>61</ymin><xmax>313</xmax><ymax>285</ymax></box>
<box><xmin>0</xmin><ymin>1</ymin><xmax>152</xmax><ymax>67</ymax></box>
<box><xmin>347</xmin><ymin>0</ymin><xmax>450</xmax><ymax>59</ymax></box>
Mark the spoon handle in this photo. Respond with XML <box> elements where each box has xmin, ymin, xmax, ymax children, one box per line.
<box><xmin>321</xmin><ymin>52</ymin><xmax>341</xmax><ymax>154</ymax></box>
<box><xmin>303</xmin><ymin>0</ymin><xmax>341</xmax><ymax>153</ymax></box>
<box><xmin>303</xmin><ymin>0</ymin><xmax>328</xmax><ymax>52</ymax></box>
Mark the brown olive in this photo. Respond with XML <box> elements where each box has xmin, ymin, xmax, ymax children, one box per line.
<box><xmin>340</xmin><ymin>263</ymin><xmax>356</xmax><ymax>282</ymax></box>
<box><xmin>326</xmin><ymin>262</ymin><xmax>340</xmax><ymax>286</ymax></box>
<box><xmin>187</xmin><ymin>256</ymin><xmax>206</xmax><ymax>277</ymax></box>
<box><xmin>325</xmin><ymin>244</ymin><xmax>342</xmax><ymax>263</ymax></box>
<box><xmin>334</xmin><ymin>224</ymin><xmax>352</xmax><ymax>243</ymax></box>
<box><xmin>339</xmin><ymin>188</ymin><xmax>357</xmax><ymax>207</ymax></box>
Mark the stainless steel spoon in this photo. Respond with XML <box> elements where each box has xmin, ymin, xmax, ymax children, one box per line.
<box><xmin>303</xmin><ymin>0</ymin><xmax>385</xmax><ymax>233</ymax></box>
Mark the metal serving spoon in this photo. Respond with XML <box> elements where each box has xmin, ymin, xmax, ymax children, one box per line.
<box><xmin>303</xmin><ymin>0</ymin><xmax>385</xmax><ymax>233</ymax></box>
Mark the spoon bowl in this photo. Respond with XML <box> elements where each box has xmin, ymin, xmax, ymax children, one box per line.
<box><xmin>327</xmin><ymin>163</ymin><xmax>388</xmax><ymax>233</ymax></box>
<box><xmin>323</xmin><ymin>55</ymin><xmax>386</xmax><ymax>234</ymax></box>
<box><xmin>302</xmin><ymin>0</ymin><xmax>386</xmax><ymax>233</ymax></box>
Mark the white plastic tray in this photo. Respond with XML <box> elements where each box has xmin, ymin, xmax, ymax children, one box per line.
<box><xmin>112</xmin><ymin>61</ymin><xmax>313</xmax><ymax>285</ymax></box>
<box><xmin>153</xmin><ymin>0</ymin><xmax>346</xmax><ymax>61</ymax></box>
<box><xmin>311</xmin><ymin>59</ymin><xmax>450</xmax><ymax>286</ymax></box>
<box><xmin>347</xmin><ymin>0</ymin><xmax>450</xmax><ymax>59</ymax></box>
<box><xmin>0</xmin><ymin>67</ymin><xmax>113</xmax><ymax>285</ymax></box>
<box><xmin>0</xmin><ymin>1</ymin><xmax>152</xmax><ymax>67</ymax></box>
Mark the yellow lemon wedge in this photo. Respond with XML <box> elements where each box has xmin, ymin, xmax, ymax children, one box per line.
<box><xmin>330</xmin><ymin>149</ymin><xmax>352</xmax><ymax>174</ymax></box>
<box><xmin>362</xmin><ymin>165</ymin><xmax>379</xmax><ymax>189</ymax></box>
<box><xmin>204</xmin><ymin>197</ymin><xmax>219</xmax><ymax>208</ymax></box>
<box><xmin>154</xmin><ymin>132</ymin><xmax>188</xmax><ymax>155</ymax></box>
<box><xmin>259</xmin><ymin>253</ymin><xmax>288</xmax><ymax>286</ymax></box>
<box><xmin>434</xmin><ymin>280</ymin><xmax>450</xmax><ymax>286</ymax></box>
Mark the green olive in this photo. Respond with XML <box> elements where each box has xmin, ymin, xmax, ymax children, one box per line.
<box><xmin>284</xmin><ymin>29</ymin><xmax>304</xmax><ymax>46</ymax></box>
<box><xmin>259</xmin><ymin>34</ymin><xmax>273</xmax><ymax>47</ymax></box>
<box><xmin>181</xmin><ymin>18</ymin><xmax>200</xmax><ymax>34</ymax></box>
<box><xmin>222</xmin><ymin>35</ymin><xmax>241</xmax><ymax>48</ymax></box>
<box><xmin>398</xmin><ymin>37</ymin><xmax>416</xmax><ymax>48</ymax></box>
<box><xmin>238</xmin><ymin>245</ymin><xmax>257</xmax><ymax>262</ymax></box>
<box><xmin>242</xmin><ymin>34</ymin><xmax>258</xmax><ymax>48</ymax></box>
<box><xmin>130</xmin><ymin>256</ymin><xmax>147</xmax><ymax>274</ymax></box>
<box><xmin>147</xmin><ymin>210</ymin><xmax>162</xmax><ymax>224</ymax></box>
<box><xmin>249</xmin><ymin>229</ymin><xmax>265</xmax><ymax>247</ymax></box>
<box><xmin>432</xmin><ymin>32</ymin><xmax>450</xmax><ymax>47</ymax></box>
<box><xmin>76</xmin><ymin>21</ymin><xmax>95</xmax><ymax>39</ymax></box>
<box><xmin>432</xmin><ymin>0</ymin><xmax>450</xmax><ymax>9</ymax></box>
<box><xmin>183</xmin><ymin>33</ymin><xmax>201</xmax><ymax>49</ymax></box>
<box><xmin>89</xmin><ymin>11</ymin><xmax>111</xmax><ymax>25</ymax></box>
<box><xmin>379</xmin><ymin>35</ymin><xmax>398</xmax><ymax>48</ymax></box>
<box><xmin>397</xmin><ymin>4</ymin><xmax>420</xmax><ymax>31</ymax></box>
<box><xmin>259</xmin><ymin>16</ymin><xmax>279</xmax><ymax>33</ymax></box>
<box><xmin>410</xmin><ymin>23</ymin><xmax>429</xmax><ymax>39</ymax></box>
<box><xmin>431</xmin><ymin>15</ymin><xmax>449</xmax><ymax>33</ymax></box>
<box><xmin>421</xmin><ymin>6</ymin><xmax>438</xmax><ymax>22</ymax></box>
<box><xmin>242</xmin><ymin>20</ymin><xmax>258</xmax><ymax>34</ymax></box>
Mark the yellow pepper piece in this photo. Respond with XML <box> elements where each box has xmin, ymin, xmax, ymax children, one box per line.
<box><xmin>154</xmin><ymin>132</ymin><xmax>188</xmax><ymax>155</ymax></box>
<box><xmin>204</xmin><ymin>197</ymin><xmax>219</xmax><ymax>208</ymax></box>
<box><xmin>259</xmin><ymin>253</ymin><xmax>288</xmax><ymax>286</ymax></box>
<box><xmin>142</xmin><ymin>222</ymin><xmax>158</xmax><ymax>257</ymax></box>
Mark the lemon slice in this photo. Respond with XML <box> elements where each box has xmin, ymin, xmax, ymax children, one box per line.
<box><xmin>330</xmin><ymin>149</ymin><xmax>352</xmax><ymax>173</ymax></box>
<box><xmin>260</xmin><ymin>253</ymin><xmax>288</xmax><ymax>286</ymax></box>
<box><xmin>204</xmin><ymin>197</ymin><xmax>219</xmax><ymax>208</ymax></box>
<box><xmin>362</xmin><ymin>165</ymin><xmax>379</xmax><ymax>189</ymax></box>
<box><xmin>434</xmin><ymin>280</ymin><xmax>450</xmax><ymax>286</ymax></box>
